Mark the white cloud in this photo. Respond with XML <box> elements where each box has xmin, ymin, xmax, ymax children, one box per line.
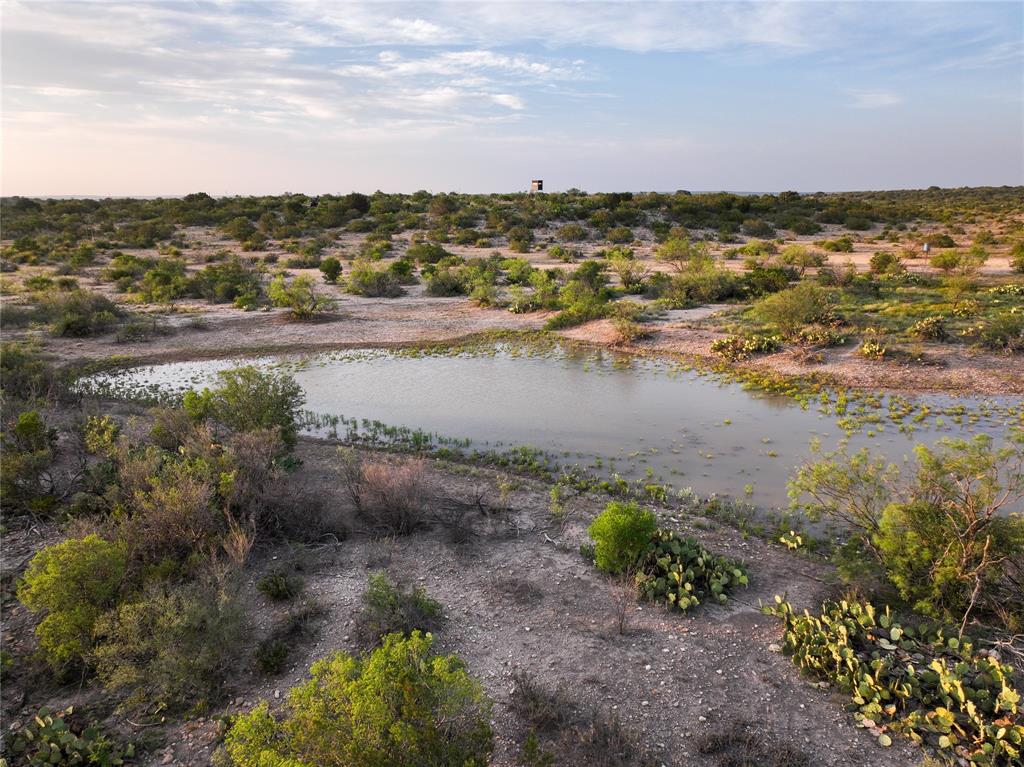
<box><xmin>849</xmin><ymin>91</ymin><xmax>903</xmax><ymax>109</ymax></box>
<box><xmin>491</xmin><ymin>93</ymin><xmax>525</xmax><ymax>110</ymax></box>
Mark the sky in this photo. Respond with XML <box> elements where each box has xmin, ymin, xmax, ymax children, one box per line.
<box><xmin>1</xmin><ymin>0</ymin><xmax>1022</xmax><ymax>196</ymax></box>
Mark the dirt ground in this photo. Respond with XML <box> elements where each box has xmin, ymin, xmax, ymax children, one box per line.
<box><xmin>0</xmin><ymin>437</ymin><xmax>924</xmax><ymax>767</ymax></box>
<box><xmin>4</xmin><ymin>220</ymin><xmax>1021</xmax><ymax>395</ymax></box>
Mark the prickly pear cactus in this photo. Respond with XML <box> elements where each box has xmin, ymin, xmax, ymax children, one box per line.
<box><xmin>634</xmin><ymin>529</ymin><xmax>748</xmax><ymax>612</ymax></box>
<box><xmin>764</xmin><ymin>597</ymin><xmax>1023</xmax><ymax>766</ymax></box>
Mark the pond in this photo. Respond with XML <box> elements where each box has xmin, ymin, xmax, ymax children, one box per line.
<box><xmin>82</xmin><ymin>343</ymin><xmax>1020</xmax><ymax>509</ymax></box>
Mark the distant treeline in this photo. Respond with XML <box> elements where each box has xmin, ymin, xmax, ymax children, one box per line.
<box><xmin>2</xmin><ymin>187</ymin><xmax>1022</xmax><ymax>246</ymax></box>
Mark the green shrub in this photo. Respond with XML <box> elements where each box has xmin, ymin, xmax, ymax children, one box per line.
<box><xmin>815</xmin><ymin>236</ymin><xmax>854</xmax><ymax>253</ymax></box>
<box><xmin>501</xmin><ymin>257</ymin><xmax>535</xmax><ymax>285</ymax></box>
<box><xmin>753</xmin><ymin>282</ymin><xmax>833</xmax><ymax>336</ymax></box>
<box><xmin>1009</xmin><ymin>241</ymin><xmax>1024</xmax><ymax>274</ymax></box>
<box><xmin>137</xmin><ymin>258</ymin><xmax>189</xmax><ymax>302</ymax></box>
<box><xmin>0</xmin><ymin>342</ymin><xmax>54</xmax><ymax>400</ymax></box>
<box><xmin>268</xmin><ymin>274</ymin><xmax>332</xmax><ymax>318</ymax></box>
<box><xmin>34</xmin><ymin>290</ymin><xmax>122</xmax><ymax>337</ymax></box>
<box><xmin>4</xmin><ymin>707</ymin><xmax>135</xmax><ymax>766</ymax></box>
<box><xmin>224</xmin><ymin>631</ymin><xmax>494</xmax><ymax>767</ymax></box>
<box><xmin>765</xmin><ymin>597</ymin><xmax>1022</xmax><ymax>765</ymax></box>
<box><xmin>742</xmin><ymin>264</ymin><xmax>794</xmax><ymax>297</ymax></box>
<box><xmin>604</xmin><ymin>226</ymin><xmax>633</xmax><ymax>244</ymax></box>
<box><xmin>346</xmin><ymin>259</ymin><xmax>405</xmax><ymax>297</ymax></box>
<box><xmin>741</xmin><ymin>219</ymin><xmax>774</xmax><ymax>237</ymax></box>
<box><xmin>635</xmin><ymin>530</ymin><xmax>748</xmax><ymax>611</ymax></box>
<box><xmin>354</xmin><ymin>571</ymin><xmax>443</xmax><ymax>647</ymax></box>
<box><xmin>587</xmin><ymin>501</ymin><xmax>657</xmax><ymax>574</ymax></box>
<box><xmin>1</xmin><ymin>409</ymin><xmax>58</xmax><ymax>516</ymax></box>
<box><xmin>924</xmin><ymin>232</ymin><xmax>957</xmax><ymax>248</ymax></box>
<box><xmin>789</xmin><ymin>433</ymin><xmax>1024</xmax><ymax>630</ymax></box>
<box><xmin>17</xmin><ymin>535</ymin><xmax>127</xmax><ymax>670</ymax></box>
<box><xmin>191</xmin><ymin>257</ymin><xmax>263</xmax><ymax>306</ymax></box>
<box><xmin>556</xmin><ymin>223</ymin><xmax>588</xmax><ymax>242</ymax></box>
<box><xmin>869</xmin><ymin>251</ymin><xmax>902</xmax><ymax>275</ymax></box>
<box><xmin>257</xmin><ymin>570</ymin><xmax>305</xmax><ymax>601</ymax></box>
<box><xmin>92</xmin><ymin>582</ymin><xmax>243</xmax><ymax>712</ymax></box>
<box><xmin>976</xmin><ymin>311</ymin><xmax>1024</xmax><ymax>353</ymax></box>
<box><xmin>778</xmin><ymin>245</ymin><xmax>825</xmax><ymax>274</ymax></box>
<box><xmin>183</xmin><ymin>366</ymin><xmax>304</xmax><ymax>447</ymax></box>
<box><xmin>406</xmin><ymin>242</ymin><xmax>451</xmax><ymax>264</ymax></box>
<box><xmin>318</xmin><ymin>256</ymin><xmax>343</xmax><ymax>283</ymax></box>
<box><xmin>608</xmin><ymin>254</ymin><xmax>649</xmax><ymax>294</ymax></box>
<box><xmin>655</xmin><ymin>237</ymin><xmax>711</xmax><ymax>272</ymax></box>
<box><xmin>424</xmin><ymin>268</ymin><xmax>466</xmax><ymax>297</ymax></box>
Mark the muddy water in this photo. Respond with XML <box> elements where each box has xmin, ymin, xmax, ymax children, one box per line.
<box><xmin>85</xmin><ymin>345</ymin><xmax>1019</xmax><ymax>509</ymax></box>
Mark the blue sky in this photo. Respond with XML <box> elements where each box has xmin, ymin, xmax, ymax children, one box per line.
<box><xmin>2</xmin><ymin>1</ymin><xmax>1021</xmax><ymax>195</ymax></box>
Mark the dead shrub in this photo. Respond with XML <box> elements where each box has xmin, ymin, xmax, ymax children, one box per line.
<box><xmin>261</xmin><ymin>474</ymin><xmax>347</xmax><ymax>542</ymax></box>
<box><xmin>509</xmin><ymin>670</ymin><xmax>574</xmax><ymax>733</ymax></box>
<box><xmin>222</xmin><ymin>427</ymin><xmax>283</xmax><ymax>516</ymax></box>
<box><xmin>339</xmin><ymin>448</ymin><xmax>429</xmax><ymax>536</ymax></box>
<box><xmin>254</xmin><ymin>600</ymin><xmax>325</xmax><ymax>675</ymax></box>
<box><xmin>510</xmin><ymin>671</ymin><xmax>654</xmax><ymax>767</ymax></box>
<box><xmin>695</xmin><ymin>718</ymin><xmax>811</xmax><ymax>767</ymax></box>
<box><xmin>493</xmin><ymin>575</ymin><xmax>543</xmax><ymax>605</ymax></box>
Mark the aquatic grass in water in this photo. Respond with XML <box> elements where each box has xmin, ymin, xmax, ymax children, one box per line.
<box><xmin>75</xmin><ymin>339</ymin><xmax>1020</xmax><ymax>509</ymax></box>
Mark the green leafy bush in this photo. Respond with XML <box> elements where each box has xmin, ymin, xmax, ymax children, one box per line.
<box><xmin>223</xmin><ymin>631</ymin><xmax>494</xmax><ymax>767</ymax></box>
<box><xmin>406</xmin><ymin>242</ymin><xmax>452</xmax><ymax>264</ymax></box>
<box><xmin>17</xmin><ymin>535</ymin><xmax>127</xmax><ymax>670</ymax></box>
<box><xmin>319</xmin><ymin>256</ymin><xmax>343</xmax><ymax>283</ymax></box>
<box><xmin>353</xmin><ymin>571</ymin><xmax>443</xmax><ymax>647</ymax></box>
<box><xmin>1010</xmin><ymin>241</ymin><xmax>1024</xmax><ymax>274</ymax></box>
<box><xmin>789</xmin><ymin>433</ymin><xmax>1024</xmax><ymax>631</ymax></box>
<box><xmin>555</xmin><ymin>223</ymin><xmax>588</xmax><ymax>242</ymax></box>
<box><xmin>4</xmin><ymin>707</ymin><xmax>134</xmax><ymax>766</ymax></box>
<box><xmin>815</xmin><ymin>236</ymin><xmax>854</xmax><ymax>253</ymax></box>
<box><xmin>753</xmin><ymin>282</ymin><xmax>833</xmax><ymax>336</ymax></box>
<box><xmin>870</xmin><ymin>251</ymin><xmax>902</xmax><ymax>275</ymax></box>
<box><xmin>183</xmin><ymin>366</ymin><xmax>304</xmax><ymax>448</ymax></box>
<box><xmin>587</xmin><ymin>501</ymin><xmax>657</xmax><ymax>574</ymax></box>
<box><xmin>741</xmin><ymin>218</ymin><xmax>775</xmax><ymax>237</ymax></box>
<box><xmin>1</xmin><ymin>409</ymin><xmax>57</xmax><ymax>515</ymax></box>
<box><xmin>742</xmin><ymin>264</ymin><xmax>794</xmax><ymax>297</ymax></box>
<box><xmin>765</xmin><ymin>597</ymin><xmax>1022</xmax><ymax>765</ymax></box>
<box><xmin>424</xmin><ymin>268</ymin><xmax>466</xmax><ymax>297</ymax></box>
<box><xmin>268</xmin><ymin>274</ymin><xmax>332</xmax><ymax>318</ymax></box>
<box><xmin>0</xmin><ymin>342</ymin><xmax>54</xmax><ymax>400</ymax></box>
<box><xmin>655</xmin><ymin>237</ymin><xmax>711</xmax><ymax>272</ymax></box>
<box><xmin>137</xmin><ymin>258</ymin><xmax>189</xmax><ymax>302</ymax></box>
<box><xmin>975</xmin><ymin>311</ymin><xmax>1024</xmax><ymax>353</ymax></box>
<box><xmin>190</xmin><ymin>257</ymin><xmax>263</xmax><ymax>306</ymax></box>
<box><xmin>91</xmin><ymin>582</ymin><xmax>243</xmax><ymax>713</ymax></box>
<box><xmin>778</xmin><ymin>244</ymin><xmax>825</xmax><ymax>273</ymax></box>
<box><xmin>346</xmin><ymin>258</ymin><xmax>405</xmax><ymax>297</ymax></box>
<box><xmin>635</xmin><ymin>530</ymin><xmax>748</xmax><ymax>611</ymax></box>
<box><xmin>604</xmin><ymin>226</ymin><xmax>633</xmax><ymax>244</ymax></box>
<box><xmin>31</xmin><ymin>290</ymin><xmax>123</xmax><ymax>337</ymax></box>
